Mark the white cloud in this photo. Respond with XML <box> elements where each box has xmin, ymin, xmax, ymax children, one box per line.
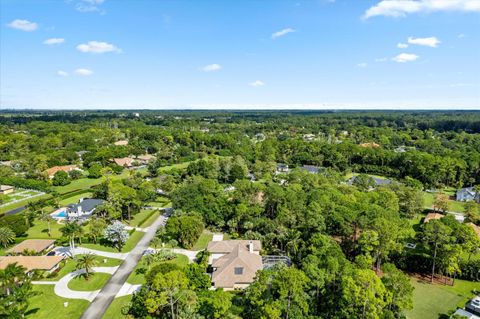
<box><xmin>249</xmin><ymin>80</ymin><xmax>265</xmax><ymax>87</ymax></box>
<box><xmin>57</xmin><ymin>70</ymin><xmax>68</xmax><ymax>77</ymax></box>
<box><xmin>75</xmin><ymin>0</ymin><xmax>105</xmax><ymax>13</ymax></box>
<box><xmin>76</xmin><ymin>41</ymin><xmax>121</xmax><ymax>53</ymax></box>
<box><xmin>392</xmin><ymin>53</ymin><xmax>419</xmax><ymax>63</ymax></box>
<box><xmin>271</xmin><ymin>28</ymin><xmax>295</xmax><ymax>39</ymax></box>
<box><xmin>7</xmin><ymin>19</ymin><xmax>38</xmax><ymax>32</ymax></box>
<box><xmin>450</xmin><ymin>83</ymin><xmax>473</xmax><ymax>87</ymax></box>
<box><xmin>458</xmin><ymin>33</ymin><xmax>466</xmax><ymax>38</ymax></box>
<box><xmin>82</xmin><ymin>0</ymin><xmax>105</xmax><ymax>4</ymax></box>
<box><xmin>363</xmin><ymin>0</ymin><xmax>480</xmax><ymax>19</ymax></box>
<box><xmin>407</xmin><ymin>36</ymin><xmax>440</xmax><ymax>47</ymax></box>
<box><xmin>357</xmin><ymin>62</ymin><xmax>368</xmax><ymax>68</ymax></box>
<box><xmin>397</xmin><ymin>43</ymin><xmax>409</xmax><ymax>48</ymax></box>
<box><xmin>44</xmin><ymin>38</ymin><xmax>65</xmax><ymax>45</ymax></box>
<box><xmin>375</xmin><ymin>57</ymin><xmax>388</xmax><ymax>62</ymax></box>
<box><xmin>74</xmin><ymin>68</ymin><xmax>93</xmax><ymax>76</ymax></box>
<box><xmin>201</xmin><ymin>64</ymin><xmax>222</xmax><ymax>72</ymax></box>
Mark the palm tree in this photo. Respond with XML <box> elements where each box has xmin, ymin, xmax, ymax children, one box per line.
<box><xmin>39</xmin><ymin>210</ymin><xmax>54</xmax><ymax>237</ymax></box>
<box><xmin>21</xmin><ymin>210</ymin><xmax>35</xmax><ymax>229</ymax></box>
<box><xmin>88</xmin><ymin>217</ymin><xmax>107</xmax><ymax>244</ymax></box>
<box><xmin>101</xmin><ymin>166</ymin><xmax>113</xmax><ymax>183</ymax></box>
<box><xmin>0</xmin><ymin>263</ymin><xmax>27</xmax><ymax>295</ymax></box>
<box><xmin>75</xmin><ymin>253</ymin><xmax>98</xmax><ymax>280</ymax></box>
<box><xmin>0</xmin><ymin>227</ymin><xmax>15</xmax><ymax>248</ymax></box>
<box><xmin>144</xmin><ymin>253</ymin><xmax>155</xmax><ymax>270</ymax></box>
<box><xmin>150</xmin><ymin>237</ymin><xmax>162</xmax><ymax>249</ymax></box>
<box><xmin>60</xmin><ymin>222</ymin><xmax>83</xmax><ymax>256</ymax></box>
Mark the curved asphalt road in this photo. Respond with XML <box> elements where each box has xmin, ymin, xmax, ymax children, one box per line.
<box><xmin>80</xmin><ymin>214</ymin><xmax>167</xmax><ymax>319</ymax></box>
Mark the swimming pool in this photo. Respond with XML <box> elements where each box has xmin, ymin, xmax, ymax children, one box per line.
<box><xmin>51</xmin><ymin>211</ymin><xmax>67</xmax><ymax>218</ymax></box>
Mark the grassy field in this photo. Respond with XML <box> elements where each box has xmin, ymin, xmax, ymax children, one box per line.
<box><xmin>59</xmin><ymin>192</ymin><xmax>93</xmax><ymax>206</ymax></box>
<box><xmin>0</xmin><ymin>189</ymin><xmax>44</xmax><ymax>205</ymax></box>
<box><xmin>26</xmin><ymin>285</ymin><xmax>89</xmax><ymax>319</ymax></box>
<box><xmin>140</xmin><ymin>210</ymin><xmax>161</xmax><ymax>228</ymax></box>
<box><xmin>43</xmin><ymin>255</ymin><xmax>122</xmax><ymax>281</ymax></box>
<box><xmin>102</xmin><ymin>295</ymin><xmax>132</xmax><ymax>319</ymax></box>
<box><xmin>53</xmin><ymin>178</ymin><xmax>104</xmax><ymax>194</ymax></box>
<box><xmin>128</xmin><ymin>209</ymin><xmax>155</xmax><ymax>227</ymax></box>
<box><xmin>146</xmin><ymin>201</ymin><xmax>166</xmax><ymax>207</ymax></box>
<box><xmin>423</xmin><ymin>192</ymin><xmax>469</xmax><ymax>213</ymax></box>
<box><xmin>344</xmin><ymin>172</ymin><xmax>391</xmax><ymax>181</ymax></box>
<box><xmin>192</xmin><ymin>231</ymin><xmax>213</xmax><ymax>250</ymax></box>
<box><xmin>52</xmin><ymin>169</ymin><xmax>137</xmax><ymax>194</ymax></box>
<box><xmin>127</xmin><ymin>253</ymin><xmax>189</xmax><ymax>285</ymax></box>
<box><xmin>157</xmin><ymin>161</ymin><xmax>191</xmax><ymax>173</ymax></box>
<box><xmin>81</xmin><ymin>230</ymin><xmax>144</xmax><ymax>253</ymax></box>
<box><xmin>406</xmin><ymin>278</ymin><xmax>480</xmax><ymax>319</ymax></box>
<box><xmin>25</xmin><ymin>219</ymin><xmax>64</xmax><ymax>239</ymax></box>
<box><xmin>340</xmin><ymin>172</ymin><xmax>476</xmax><ymax>214</ymax></box>
<box><xmin>0</xmin><ymin>194</ymin><xmax>52</xmax><ymax>215</ymax></box>
<box><xmin>67</xmin><ymin>272</ymin><xmax>112</xmax><ymax>291</ymax></box>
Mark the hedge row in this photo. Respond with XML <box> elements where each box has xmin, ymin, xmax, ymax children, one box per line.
<box><xmin>58</xmin><ymin>188</ymin><xmax>93</xmax><ymax>200</ymax></box>
<box><xmin>137</xmin><ymin>210</ymin><xmax>155</xmax><ymax>228</ymax></box>
<box><xmin>0</xmin><ymin>177</ymin><xmax>50</xmax><ymax>192</ymax></box>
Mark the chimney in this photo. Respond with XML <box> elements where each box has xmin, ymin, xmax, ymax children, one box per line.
<box><xmin>77</xmin><ymin>205</ymin><xmax>82</xmax><ymax>215</ymax></box>
<box><xmin>248</xmin><ymin>241</ymin><xmax>254</xmax><ymax>253</ymax></box>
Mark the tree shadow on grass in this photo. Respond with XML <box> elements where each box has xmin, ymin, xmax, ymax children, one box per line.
<box><xmin>25</xmin><ymin>308</ymin><xmax>40</xmax><ymax>316</ymax></box>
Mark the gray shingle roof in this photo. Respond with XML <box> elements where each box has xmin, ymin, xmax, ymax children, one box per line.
<box><xmin>67</xmin><ymin>199</ymin><xmax>105</xmax><ymax>213</ymax></box>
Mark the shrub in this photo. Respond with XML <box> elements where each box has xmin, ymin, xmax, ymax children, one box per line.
<box><xmin>88</xmin><ymin>163</ymin><xmax>103</xmax><ymax>179</ymax></box>
<box><xmin>145</xmin><ymin>263</ymin><xmax>181</xmax><ymax>283</ymax></box>
<box><xmin>0</xmin><ymin>177</ymin><xmax>50</xmax><ymax>192</ymax></box>
<box><xmin>52</xmin><ymin>171</ymin><xmax>71</xmax><ymax>186</ymax></box>
<box><xmin>459</xmin><ymin>259</ymin><xmax>480</xmax><ymax>281</ymax></box>
<box><xmin>68</xmin><ymin>170</ymin><xmax>83</xmax><ymax>180</ymax></box>
<box><xmin>164</xmin><ymin>214</ymin><xmax>204</xmax><ymax>249</ymax></box>
<box><xmin>0</xmin><ymin>215</ymin><xmax>28</xmax><ymax>236</ymax></box>
<box><xmin>154</xmin><ymin>249</ymin><xmax>176</xmax><ymax>262</ymax></box>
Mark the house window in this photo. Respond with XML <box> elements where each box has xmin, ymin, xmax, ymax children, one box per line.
<box><xmin>234</xmin><ymin>267</ymin><xmax>244</xmax><ymax>275</ymax></box>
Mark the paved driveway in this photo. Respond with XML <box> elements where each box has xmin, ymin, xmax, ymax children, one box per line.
<box><xmin>80</xmin><ymin>214</ymin><xmax>167</xmax><ymax>319</ymax></box>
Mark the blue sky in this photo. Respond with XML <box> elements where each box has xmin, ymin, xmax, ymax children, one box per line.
<box><xmin>1</xmin><ymin>0</ymin><xmax>479</xmax><ymax>109</ymax></box>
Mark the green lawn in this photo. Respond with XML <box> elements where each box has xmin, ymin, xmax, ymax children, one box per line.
<box><xmin>146</xmin><ymin>201</ymin><xmax>166</xmax><ymax>207</ymax></box>
<box><xmin>127</xmin><ymin>253</ymin><xmax>189</xmax><ymax>285</ymax></box>
<box><xmin>26</xmin><ymin>285</ymin><xmax>89</xmax><ymax>319</ymax></box>
<box><xmin>139</xmin><ymin>210</ymin><xmax>160</xmax><ymax>228</ymax></box>
<box><xmin>129</xmin><ymin>209</ymin><xmax>155</xmax><ymax>227</ymax></box>
<box><xmin>53</xmin><ymin>178</ymin><xmax>104</xmax><ymax>194</ymax></box>
<box><xmin>344</xmin><ymin>172</ymin><xmax>390</xmax><ymax>181</ymax></box>
<box><xmin>157</xmin><ymin>161</ymin><xmax>191</xmax><ymax>172</ymax></box>
<box><xmin>0</xmin><ymin>194</ymin><xmax>52</xmax><ymax>214</ymax></box>
<box><xmin>161</xmin><ymin>201</ymin><xmax>172</xmax><ymax>208</ymax></box>
<box><xmin>52</xmin><ymin>170</ymin><xmax>135</xmax><ymax>195</ymax></box>
<box><xmin>191</xmin><ymin>231</ymin><xmax>213</xmax><ymax>250</ymax></box>
<box><xmin>102</xmin><ymin>295</ymin><xmax>132</xmax><ymax>319</ymax></box>
<box><xmin>423</xmin><ymin>192</ymin><xmax>467</xmax><ymax>212</ymax></box>
<box><xmin>26</xmin><ymin>219</ymin><xmax>64</xmax><ymax>239</ymax></box>
<box><xmin>43</xmin><ymin>255</ymin><xmax>122</xmax><ymax>281</ymax></box>
<box><xmin>67</xmin><ymin>272</ymin><xmax>112</xmax><ymax>291</ymax></box>
<box><xmin>59</xmin><ymin>192</ymin><xmax>93</xmax><ymax>206</ymax></box>
<box><xmin>406</xmin><ymin>278</ymin><xmax>480</xmax><ymax>319</ymax></box>
<box><xmin>81</xmin><ymin>230</ymin><xmax>144</xmax><ymax>253</ymax></box>
<box><xmin>1</xmin><ymin>190</ymin><xmax>43</xmax><ymax>204</ymax></box>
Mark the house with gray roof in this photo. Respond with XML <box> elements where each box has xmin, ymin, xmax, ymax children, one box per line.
<box><xmin>300</xmin><ymin>165</ymin><xmax>321</xmax><ymax>174</ymax></box>
<box><xmin>456</xmin><ymin>187</ymin><xmax>479</xmax><ymax>203</ymax></box>
<box><xmin>67</xmin><ymin>198</ymin><xmax>105</xmax><ymax>218</ymax></box>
